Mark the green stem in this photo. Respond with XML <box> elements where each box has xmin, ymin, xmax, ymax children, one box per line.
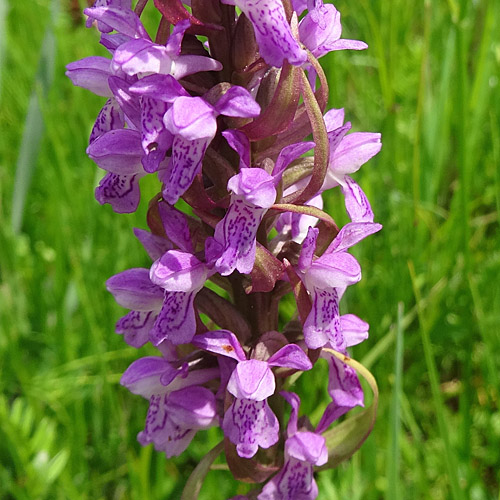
<box><xmin>283</xmin><ymin>70</ymin><xmax>329</xmax><ymax>205</ymax></box>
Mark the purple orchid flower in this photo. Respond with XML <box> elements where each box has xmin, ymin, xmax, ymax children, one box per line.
<box><xmin>106</xmin><ymin>267</ymin><xmax>164</xmax><ymax>347</ymax></box>
<box><xmin>192</xmin><ymin>330</ymin><xmax>312</xmax><ymax>459</ymax></box>
<box><xmin>84</xmin><ymin>3</ymin><xmax>150</xmax><ymax>39</ymax></box>
<box><xmin>106</xmin><ymin>252</ymin><xmax>204</xmax><ymax>348</ymax></box>
<box><xmin>120</xmin><ymin>355</ymin><xmax>219</xmax><ymax>458</ymax></box>
<box><xmin>316</xmin><ymin>353</ymin><xmax>364</xmax><ymax>433</ymax></box>
<box><xmin>298</xmin><ymin>221</ymin><xmax>381</xmax><ymax>349</ymax></box>
<box><xmin>131</xmin><ymin>76</ymin><xmax>261</xmax><ymax>204</ymax></box>
<box><xmin>207</xmin><ymin>134</ymin><xmax>315</xmax><ymax>275</ymax></box>
<box><xmin>86</xmin><ymin>128</ymin><xmax>147</xmax><ymax>213</ymax></box>
<box><xmin>221</xmin><ymin>0</ymin><xmax>307</xmax><ymax>67</ymax></box>
<box><xmin>111</xmin><ymin>19</ymin><xmax>222</xmax><ymax>79</ymax></box>
<box><xmin>106</xmin><ymin>204</ymin><xmax>200</xmax><ymax>347</ymax></box>
<box><xmin>85</xmin><ymin>0</ymin><xmax>132</xmax><ymax>32</ymax></box>
<box><xmin>149</xmin><ymin>249</ymin><xmax>213</xmax><ymax>345</ymax></box>
<box><xmin>207</xmin><ymin>167</ymin><xmax>277</xmax><ymax>276</ymax></box>
<box><xmin>322</xmin><ymin>108</ymin><xmax>382</xmax><ymax>191</ymax></box>
<box><xmin>258</xmin><ymin>392</ymin><xmax>328</xmax><ymax>500</ymax></box>
<box><xmin>162</xmin><ymin>87</ymin><xmax>261</xmax><ymax>205</ymax></box>
<box><xmin>137</xmin><ymin>386</ymin><xmax>217</xmax><ymax>458</ymax></box>
<box><xmin>299</xmin><ymin>1</ymin><xmax>368</xmax><ymax>59</ymax></box>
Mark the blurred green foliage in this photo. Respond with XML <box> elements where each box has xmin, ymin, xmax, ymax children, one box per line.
<box><xmin>0</xmin><ymin>0</ymin><xmax>499</xmax><ymax>498</ymax></box>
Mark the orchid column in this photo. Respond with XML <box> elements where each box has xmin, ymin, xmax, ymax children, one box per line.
<box><xmin>67</xmin><ymin>0</ymin><xmax>382</xmax><ymax>498</ymax></box>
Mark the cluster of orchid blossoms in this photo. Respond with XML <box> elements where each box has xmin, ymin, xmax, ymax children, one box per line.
<box><xmin>67</xmin><ymin>0</ymin><xmax>382</xmax><ymax>497</ymax></box>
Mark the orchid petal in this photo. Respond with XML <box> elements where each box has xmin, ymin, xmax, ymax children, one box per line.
<box><xmin>327</xmin><ymin>222</ymin><xmax>382</xmax><ymax>253</ymax></box>
<box><xmin>191</xmin><ymin>330</ymin><xmax>247</xmax><ymax>362</ymax></box>
<box><xmin>120</xmin><ymin>356</ymin><xmax>173</xmax><ymax>397</ymax></box>
<box><xmin>171</xmin><ymin>54</ymin><xmax>223</xmax><ymax>79</ymax></box>
<box><xmin>214</xmin><ymin>85</ymin><xmax>261</xmax><ymax>118</ymax></box>
<box><xmin>162</xmin><ymin>136</ymin><xmax>211</xmax><ymax>205</ymax></box>
<box><xmin>95</xmin><ymin>172</ymin><xmax>142</xmax><ymax>213</ymax></box>
<box><xmin>341</xmin><ymin>314</ymin><xmax>369</xmax><ymax>347</ymax></box>
<box><xmin>116</xmin><ymin>310</ymin><xmax>157</xmax><ymax>348</ymax></box>
<box><xmin>298</xmin><ymin>226</ymin><xmax>319</xmax><ymax>272</ymax></box>
<box><xmin>149</xmin><ymin>291</ymin><xmax>197</xmax><ymax>345</ymax></box>
<box><xmin>106</xmin><ymin>268</ymin><xmax>164</xmax><ymax>310</ymax></box>
<box><xmin>84</xmin><ymin>6</ymin><xmax>149</xmax><ymax>39</ymax></box>
<box><xmin>227</xmin><ymin>360</ymin><xmax>275</xmax><ymax>400</ymax></box>
<box><xmin>89</xmin><ymin>98</ymin><xmax>124</xmax><ymax>145</ymax></box>
<box><xmin>223</xmin><ymin>398</ymin><xmax>279</xmax><ymax>459</ymax></box>
<box><xmin>341</xmin><ymin>175</ymin><xmax>374</xmax><ymax>223</ymax></box>
<box><xmin>267</xmin><ymin>344</ymin><xmax>312</xmax><ymax>371</ymax></box>
<box><xmin>133</xmin><ymin>228</ymin><xmax>173</xmax><ymax>261</ymax></box>
<box><xmin>303</xmin><ymin>287</ymin><xmax>343</xmax><ymax>350</ymax></box>
<box><xmin>65</xmin><ymin>56</ymin><xmax>112</xmax><ymax>97</ymax></box>
<box><xmin>221</xmin><ymin>0</ymin><xmax>307</xmax><ymax>67</ymax></box>
<box><xmin>286</xmin><ymin>432</ymin><xmax>328</xmax><ymax>465</ymax></box>
<box><xmin>87</xmin><ymin>128</ymin><xmax>143</xmax><ymax>173</ymax></box>
<box><xmin>222</xmin><ymin>129</ymin><xmax>250</xmax><ymax>169</ymax></box>
<box><xmin>150</xmin><ymin>250</ymin><xmax>208</xmax><ymax>292</ymax></box>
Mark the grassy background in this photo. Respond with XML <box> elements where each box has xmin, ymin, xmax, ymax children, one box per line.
<box><xmin>1</xmin><ymin>0</ymin><xmax>499</xmax><ymax>498</ymax></box>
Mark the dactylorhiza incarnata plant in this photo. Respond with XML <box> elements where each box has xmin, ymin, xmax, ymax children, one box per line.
<box><xmin>67</xmin><ymin>0</ymin><xmax>382</xmax><ymax>497</ymax></box>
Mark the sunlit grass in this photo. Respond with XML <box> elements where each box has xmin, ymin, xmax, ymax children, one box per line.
<box><xmin>1</xmin><ymin>0</ymin><xmax>499</xmax><ymax>498</ymax></box>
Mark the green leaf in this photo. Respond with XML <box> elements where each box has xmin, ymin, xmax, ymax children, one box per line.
<box><xmin>11</xmin><ymin>19</ymin><xmax>55</xmax><ymax>233</ymax></box>
<box><xmin>319</xmin><ymin>349</ymin><xmax>379</xmax><ymax>470</ymax></box>
<box><xmin>181</xmin><ymin>441</ymin><xmax>224</xmax><ymax>500</ymax></box>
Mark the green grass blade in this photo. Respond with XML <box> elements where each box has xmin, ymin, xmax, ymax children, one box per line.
<box><xmin>408</xmin><ymin>261</ymin><xmax>466</xmax><ymax>500</ymax></box>
<box><xmin>11</xmin><ymin>20</ymin><xmax>55</xmax><ymax>233</ymax></box>
<box><xmin>386</xmin><ymin>302</ymin><xmax>405</xmax><ymax>500</ymax></box>
<box><xmin>0</xmin><ymin>0</ymin><xmax>7</xmax><ymax>93</ymax></box>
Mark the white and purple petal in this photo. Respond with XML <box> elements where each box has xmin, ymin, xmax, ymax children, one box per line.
<box><xmin>304</xmin><ymin>252</ymin><xmax>362</xmax><ymax>290</ymax></box>
<box><xmin>223</xmin><ymin>398</ymin><xmax>279</xmax><ymax>459</ymax></box>
<box><xmin>120</xmin><ymin>355</ymin><xmax>174</xmax><ymax>397</ymax></box>
<box><xmin>137</xmin><ymin>393</ymin><xmax>195</xmax><ymax>458</ymax></box>
<box><xmin>112</xmin><ymin>38</ymin><xmax>174</xmax><ymax>76</ymax></box>
<box><xmin>329</xmin><ymin>132</ymin><xmax>382</xmax><ymax>176</ymax></box>
<box><xmin>133</xmin><ymin>227</ymin><xmax>173</xmax><ymax>261</ymax></box>
<box><xmin>87</xmin><ymin>128</ymin><xmax>143</xmax><ymax>174</ymax></box>
<box><xmin>303</xmin><ymin>286</ymin><xmax>343</xmax><ymax>350</ymax></box>
<box><xmin>327</xmin><ymin>221</ymin><xmax>382</xmax><ymax>254</ymax></box>
<box><xmin>341</xmin><ymin>175</ymin><xmax>374</xmax><ymax>223</ymax></box>
<box><xmin>316</xmin><ymin>354</ymin><xmax>364</xmax><ymax>433</ymax></box>
<box><xmin>89</xmin><ymin>98</ymin><xmax>124</xmax><ymax>145</ymax></box>
<box><xmin>267</xmin><ymin>344</ymin><xmax>312</xmax><ymax>371</ymax></box>
<box><xmin>150</xmin><ymin>250</ymin><xmax>209</xmax><ymax>292</ymax></box>
<box><xmin>106</xmin><ymin>268</ymin><xmax>164</xmax><ymax>311</ymax></box>
<box><xmin>341</xmin><ymin>314</ymin><xmax>369</xmax><ymax>347</ymax></box>
<box><xmin>65</xmin><ymin>56</ymin><xmax>113</xmax><ymax>97</ymax></box>
<box><xmin>116</xmin><ymin>310</ymin><xmax>157</xmax><ymax>348</ymax></box>
<box><xmin>84</xmin><ymin>6</ymin><xmax>149</xmax><ymax>39</ymax></box>
<box><xmin>149</xmin><ymin>290</ymin><xmax>197</xmax><ymax>345</ymax></box>
<box><xmin>222</xmin><ymin>0</ymin><xmax>307</xmax><ymax>67</ymax></box>
<box><xmin>214</xmin><ymin>85</ymin><xmax>261</xmax><ymax>118</ymax></box>
<box><xmin>258</xmin><ymin>457</ymin><xmax>317</xmax><ymax>500</ymax></box>
<box><xmin>227</xmin><ymin>360</ymin><xmax>275</xmax><ymax>401</ymax></box>
<box><xmin>95</xmin><ymin>172</ymin><xmax>142</xmax><ymax>213</ymax></box>
<box><xmin>161</xmin><ymin>136</ymin><xmax>211</xmax><ymax>205</ymax></box>
<box><xmin>163</xmin><ymin>96</ymin><xmax>217</xmax><ymax>140</ymax></box>
<box><xmin>191</xmin><ymin>330</ymin><xmax>247</xmax><ymax>362</ymax></box>
<box><xmin>158</xmin><ymin>202</ymin><xmax>194</xmax><ymax>253</ymax></box>
<box><xmin>213</xmin><ymin>200</ymin><xmax>267</xmax><ymax>275</ymax></box>
<box><xmin>299</xmin><ymin>3</ymin><xmax>367</xmax><ymax>59</ymax></box>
